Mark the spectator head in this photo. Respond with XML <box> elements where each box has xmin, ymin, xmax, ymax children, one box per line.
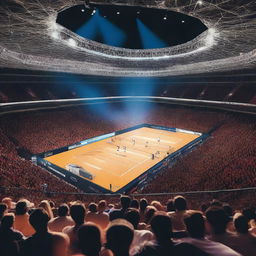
<box><xmin>184</xmin><ymin>211</ymin><xmax>205</xmax><ymax>239</ymax></box>
<box><xmin>125</xmin><ymin>208</ymin><xmax>140</xmax><ymax>229</ymax></box>
<box><xmin>88</xmin><ymin>203</ymin><xmax>98</xmax><ymax>213</ymax></box>
<box><xmin>0</xmin><ymin>203</ymin><xmax>7</xmax><ymax>220</ymax></box>
<box><xmin>49</xmin><ymin>200</ymin><xmax>55</xmax><ymax>209</ymax></box>
<box><xmin>150</xmin><ymin>212</ymin><xmax>172</xmax><ymax>242</ymax></box>
<box><xmin>167</xmin><ymin>199</ymin><xmax>175</xmax><ymax>212</ymax></box>
<box><xmin>109</xmin><ymin>210</ymin><xmax>123</xmax><ymax>221</ymax></box>
<box><xmin>2</xmin><ymin>197</ymin><xmax>13</xmax><ymax>209</ymax></box>
<box><xmin>108</xmin><ymin>204</ymin><xmax>114</xmax><ymax>210</ymax></box>
<box><xmin>39</xmin><ymin>200</ymin><xmax>53</xmax><ymax>219</ymax></box>
<box><xmin>223</xmin><ymin>204</ymin><xmax>233</xmax><ymax>217</ymax></box>
<box><xmin>120</xmin><ymin>196</ymin><xmax>131</xmax><ymax>210</ymax></box>
<box><xmin>174</xmin><ymin>196</ymin><xmax>187</xmax><ymax>211</ymax></box>
<box><xmin>15</xmin><ymin>200</ymin><xmax>28</xmax><ymax>215</ymax></box>
<box><xmin>106</xmin><ymin>219</ymin><xmax>134</xmax><ymax>256</ymax></box>
<box><xmin>205</xmin><ymin>207</ymin><xmax>229</xmax><ymax>234</ymax></box>
<box><xmin>139</xmin><ymin>198</ymin><xmax>148</xmax><ymax>212</ymax></box>
<box><xmin>210</xmin><ymin>199</ymin><xmax>223</xmax><ymax>207</ymax></box>
<box><xmin>29</xmin><ymin>208</ymin><xmax>50</xmax><ymax>232</ymax></box>
<box><xmin>58</xmin><ymin>204</ymin><xmax>69</xmax><ymax>217</ymax></box>
<box><xmin>70</xmin><ymin>203</ymin><xmax>86</xmax><ymax>226</ymax></box>
<box><xmin>242</xmin><ymin>207</ymin><xmax>256</xmax><ymax>221</ymax></box>
<box><xmin>150</xmin><ymin>201</ymin><xmax>164</xmax><ymax>211</ymax></box>
<box><xmin>144</xmin><ymin>206</ymin><xmax>157</xmax><ymax>224</ymax></box>
<box><xmin>201</xmin><ymin>203</ymin><xmax>209</xmax><ymax>213</ymax></box>
<box><xmin>52</xmin><ymin>232</ymin><xmax>69</xmax><ymax>256</ymax></box>
<box><xmin>130</xmin><ymin>199</ymin><xmax>139</xmax><ymax>209</ymax></box>
<box><xmin>234</xmin><ymin>213</ymin><xmax>249</xmax><ymax>234</ymax></box>
<box><xmin>78</xmin><ymin>223</ymin><xmax>101</xmax><ymax>256</ymax></box>
<box><xmin>98</xmin><ymin>200</ymin><xmax>107</xmax><ymax>212</ymax></box>
<box><xmin>1</xmin><ymin>213</ymin><xmax>14</xmax><ymax>229</ymax></box>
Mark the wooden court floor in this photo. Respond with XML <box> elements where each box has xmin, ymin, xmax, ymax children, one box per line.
<box><xmin>45</xmin><ymin>127</ymin><xmax>199</xmax><ymax>192</ymax></box>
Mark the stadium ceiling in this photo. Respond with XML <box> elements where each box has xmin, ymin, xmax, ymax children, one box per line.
<box><xmin>0</xmin><ymin>0</ymin><xmax>255</xmax><ymax>77</ymax></box>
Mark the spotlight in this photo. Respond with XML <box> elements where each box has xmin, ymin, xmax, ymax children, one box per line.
<box><xmin>91</xmin><ymin>9</ymin><xmax>96</xmax><ymax>15</ymax></box>
<box><xmin>117</xmin><ymin>11</ymin><xmax>120</xmax><ymax>15</ymax></box>
<box><xmin>163</xmin><ymin>16</ymin><xmax>167</xmax><ymax>20</ymax></box>
<box><xmin>81</xmin><ymin>9</ymin><xmax>85</xmax><ymax>12</ymax></box>
<box><xmin>137</xmin><ymin>11</ymin><xmax>140</xmax><ymax>14</ymax></box>
<box><xmin>181</xmin><ymin>20</ymin><xmax>185</xmax><ymax>23</ymax></box>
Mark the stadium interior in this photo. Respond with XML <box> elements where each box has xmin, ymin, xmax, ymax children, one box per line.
<box><xmin>0</xmin><ymin>1</ymin><xmax>256</xmax><ymax>256</ymax></box>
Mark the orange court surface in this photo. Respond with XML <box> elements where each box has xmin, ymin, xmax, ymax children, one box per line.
<box><xmin>44</xmin><ymin>126</ymin><xmax>200</xmax><ymax>192</ymax></box>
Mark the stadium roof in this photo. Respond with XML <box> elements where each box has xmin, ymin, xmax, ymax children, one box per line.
<box><xmin>0</xmin><ymin>0</ymin><xmax>255</xmax><ymax>77</ymax></box>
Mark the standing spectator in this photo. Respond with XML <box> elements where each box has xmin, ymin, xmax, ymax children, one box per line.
<box><xmin>48</xmin><ymin>204</ymin><xmax>74</xmax><ymax>232</ymax></box>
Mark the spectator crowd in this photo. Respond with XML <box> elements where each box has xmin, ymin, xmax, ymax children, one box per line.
<box><xmin>1</xmin><ymin>195</ymin><xmax>256</xmax><ymax>256</ymax></box>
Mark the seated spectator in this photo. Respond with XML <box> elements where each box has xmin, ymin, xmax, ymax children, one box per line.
<box><xmin>230</xmin><ymin>213</ymin><xmax>256</xmax><ymax>256</ymax></box>
<box><xmin>139</xmin><ymin>198</ymin><xmax>148</xmax><ymax>222</ymax></box>
<box><xmin>0</xmin><ymin>203</ymin><xmax>7</xmax><ymax>221</ymax></box>
<box><xmin>19</xmin><ymin>208</ymin><xmax>55</xmax><ymax>256</ymax></box>
<box><xmin>0</xmin><ymin>213</ymin><xmax>23</xmax><ymax>241</ymax></box>
<box><xmin>87</xmin><ymin>200</ymin><xmax>109</xmax><ymax>230</ymax></box>
<box><xmin>73</xmin><ymin>223</ymin><xmax>102</xmax><ymax>256</ymax></box>
<box><xmin>138</xmin><ymin>205</ymin><xmax>157</xmax><ymax>230</ymax></box>
<box><xmin>181</xmin><ymin>211</ymin><xmax>241</xmax><ymax>256</ymax></box>
<box><xmin>14</xmin><ymin>200</ymin><xmax>35</xmax><ymax>237</ymax></box>
<box><xmin>206</xmin><ymin>207</ymin><xmax>239</xmax><ymax>251</ymax></box>
<box><xmin>135</xmin><ymin>212</ymin><xmax>175</xmax><ymax>256</ymax></box>
<box><xmin>168</xmin><ymin>196</ymin><xmax>188</xmax><ymax>232</ymax></box>
<box><xmin>0</xmin><ymin>214</ymin><xmax>23</xmax><ymax>256</ymax></box>
<box><xmin>48</xmin><ymin>204</ymin><xmax>74</xmax><ymax>232</ymax></box>
<box><xmin>105</xmin><ymin>219</ymin><xmax>134</xmax><ymax>256</ymax></box>
<box><xmin>109</xmin><ymin>196</ymin><xmax>131</xmax><ymax>221</ymax></box>
<box><xmin>63</xmin><ymin>203</ymin><xmax>86</xmax><ymax>255</ymax></box>
<box><xmin>135</xmin><ymin>212</ymin><xmax>204</xmax><ymax>256</ymax></box>
<box><xmin>86</xmin><ymin>202</ymin><xmax>98</xmax><ymax>223</ymax></box>
<box><xmin>124</xmin><ymin>208</ymin><xmax>154</xmax><ymax>255</ymax></box>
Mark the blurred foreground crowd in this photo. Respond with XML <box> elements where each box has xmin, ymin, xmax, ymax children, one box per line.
<box><xmin>1</xmin><ymin>195</ymin><xmax>256</xmax><ymax>256</ymax></box>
